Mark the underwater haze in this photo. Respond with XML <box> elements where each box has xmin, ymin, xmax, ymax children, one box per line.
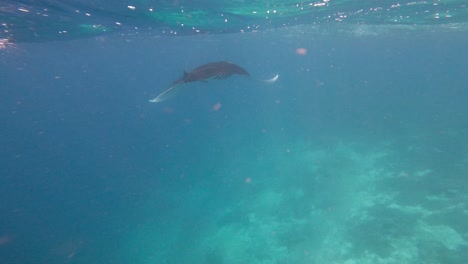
<box><xmin>1</xmin><ymin>1</ymin><xmax>468</xmax><ymax>264</ymax></box>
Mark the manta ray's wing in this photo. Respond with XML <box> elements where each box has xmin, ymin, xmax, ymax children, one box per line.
<box><xmin>149</xmin><ymin>80</ymin><xmax>184</xmax><ymax>103</ymax></box>
<box><xmin>261</xmin><ymin>74</ymin><xmax>279</xmax><ymax>84</ymax></box>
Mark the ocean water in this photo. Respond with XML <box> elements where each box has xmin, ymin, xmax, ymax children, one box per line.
<box><xmin>1</xmin><ymin>1</ymin><xmax>468</xmax><ymax>264</ymax></box>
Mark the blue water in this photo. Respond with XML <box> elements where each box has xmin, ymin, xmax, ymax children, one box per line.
<box><xmin>1</xmin><ymin>24</ymin><xmax>468</xmax><ymax>264</ymax></box>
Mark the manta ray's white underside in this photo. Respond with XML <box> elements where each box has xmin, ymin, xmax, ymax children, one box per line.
<box><xmin>149</xmin><ymin>74</ymin><xmax>279</xmax><ymax>103</ymax></box>
<box><xmin>262</xmin><ymin>74</ymin><xmax>279</xmax><ymax>84</ymax></box>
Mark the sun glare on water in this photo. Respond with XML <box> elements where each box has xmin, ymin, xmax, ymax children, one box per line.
<box><xmin>0</xmin><ymin>38</ymin><xmax>14</xmax><ymax>50</ymax></box>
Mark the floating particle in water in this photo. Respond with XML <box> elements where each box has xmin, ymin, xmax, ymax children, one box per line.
<box><xmin>0</xmin><ymin>235</ymin><xmax>11</xmax><ymax>245</ymax></box>
<box><xmin>296</xmin><ymin>47</ymin><xmax>307</xmax><ymax>55</ymax></box>
<box><xmin>212</xmin><ymin>102</ymin><xmax>222</xmax><ymax>111</ymax></box>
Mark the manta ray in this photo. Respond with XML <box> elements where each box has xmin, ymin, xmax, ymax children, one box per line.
<box><xmin>149</xmin><ymin>61</ymin><xmax>279</xmax><ymax>103</ymax></box>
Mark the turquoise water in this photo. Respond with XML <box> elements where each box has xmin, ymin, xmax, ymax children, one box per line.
<box><xmin>2</xmin><ymin>0</ymin><xmax>468</xmax><ymax>42</ymax></box>
<box><xmin>1</xmin><ymin>1</ymin><xmax>468</xmax><ymax>264</ymax></box>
